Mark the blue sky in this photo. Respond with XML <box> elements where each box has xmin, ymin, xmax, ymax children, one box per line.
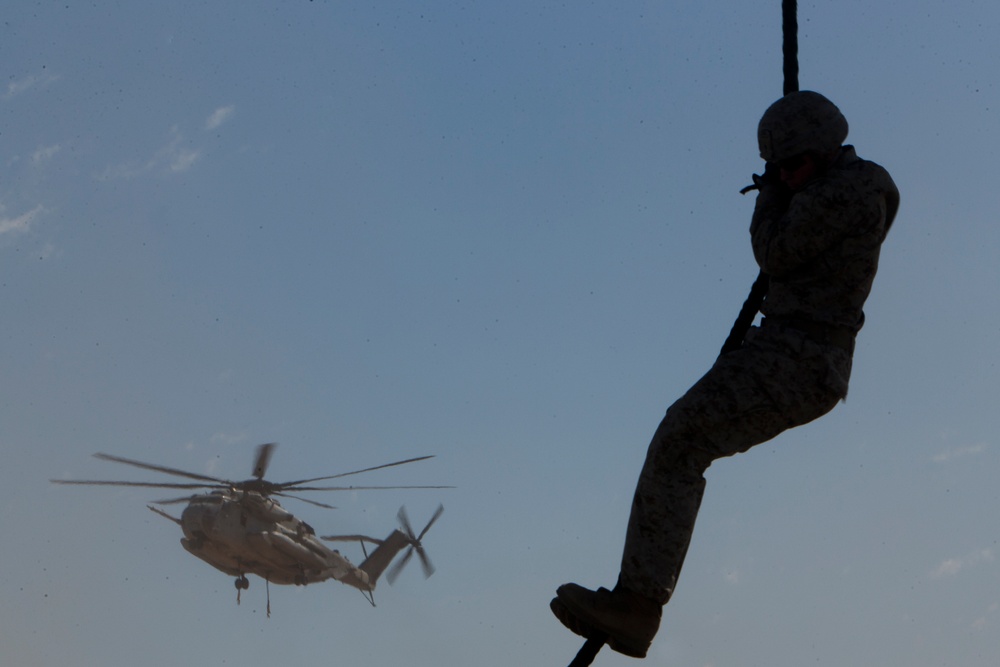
<box><xmin>2</xmin><ymin>2</ymin><xmax>998</xmax><ymax>665</ymax></box>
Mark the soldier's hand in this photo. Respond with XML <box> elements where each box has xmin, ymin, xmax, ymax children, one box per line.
<box><xmin>741</xmin><ymin>162</ymin><xmax>786</xmax><ymax>195</ymax></box>
<box><xmin>761</xmin><ymin>161</ymin><xmax>783</xmax><ymax>184</ymax></box>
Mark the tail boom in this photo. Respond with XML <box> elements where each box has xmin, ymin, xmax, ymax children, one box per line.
<box><xmin>340</xmin><ymin>529</ymin><xmax>411</xmax><ymax>591</ymax></box>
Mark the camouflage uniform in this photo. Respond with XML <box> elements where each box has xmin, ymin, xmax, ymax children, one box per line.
<box><xmin>619</xmin><ymin>145</ymin><xmax>900</xmax><ymax>604</ymax></box>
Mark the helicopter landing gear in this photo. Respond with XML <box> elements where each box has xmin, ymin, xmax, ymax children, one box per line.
<box><xmin>233</xmin><ymin>574</ymin><xmax>270</xmax><ymax>617</ymax></box>
<box><xmin>293</xmin><ymin>567</ymin><xmax>310</xmax><ymax>586</ymax></box>
<box><xmin>235</xmin><ymin>574</ymin><xmax>249</xmax><ymax>604</ymax></box>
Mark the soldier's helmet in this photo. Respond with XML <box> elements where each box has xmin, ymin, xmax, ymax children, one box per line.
<box><xmin>757</xmin><ymin>91</ymin><xmax>848</xmax><ymax>163</ymax></box>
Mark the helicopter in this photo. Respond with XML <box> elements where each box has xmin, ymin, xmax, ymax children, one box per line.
<box><xmin>51</xmin><ymin>443</ymin><xmax>449</xmax><ymax>609</ymax></box>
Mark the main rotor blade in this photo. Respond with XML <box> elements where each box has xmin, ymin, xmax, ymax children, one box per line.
<box><xmin>280</xmin><ymin>455</ymin><xmax>435</xmax><ymax>488</ymax></box>
<box><xmin>152</xmin><ymin>494</ymin><xmax>216</xmax><ymax>505</ymax></box>
<box><xmin>50</xmin><ymin>479</ymin><xmax>222</xmax><ymax>490</ymax></box>
<box><xmin>252</xmin><ymin>443</ymin><xmax>276</xmax><ymax>480</ymax></box>
<box><xmin>320</xmin><ymin>534</ymin><xmax>385</xmax><ymax>545</ymax></box>
<box><xmin>147</xmin><ymin>505</ymin><xmax>182</xmax><ymax>525</ymax></box>
<box><xmin>277</xmin><ymin>484</ymin><xmax>454</xmax><ymax>493</ymax></box>
<box><xmin>93</xmin><ymin>453</ymin><xmax>228</xmax><ymax>485</ymax></box>
<box><xmin>273</xmin><ymin>491</ymin><xmax>336</xmax><ymax>510</ymax></box>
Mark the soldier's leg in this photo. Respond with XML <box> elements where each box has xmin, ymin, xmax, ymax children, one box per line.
<box><xmin>620</xmin><ymin>344</ymin><xmax>843</xmax><ymax>604</ymax></box>
<box><xmin>553</xmin><ymin>338</ymin><xmax>846</xmax><ymax>656</ymax></box>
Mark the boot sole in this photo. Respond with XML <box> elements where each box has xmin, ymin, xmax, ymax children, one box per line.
<box><xmin>550</xmin><ymin>597</ymin><xmax>649</xmax><ymax>659</ymax></box>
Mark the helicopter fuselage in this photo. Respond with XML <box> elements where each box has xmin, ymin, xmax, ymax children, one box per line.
<box><xmin>177</xmin><ymin>490</ymin><xmax>380</xmax><ymax>589</ymax></box>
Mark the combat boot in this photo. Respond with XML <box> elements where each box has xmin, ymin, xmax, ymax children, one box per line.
<box><xmin>550</xmin><ymin>582</ymin><xmax>661</xmax><ymax>658</ymax></box>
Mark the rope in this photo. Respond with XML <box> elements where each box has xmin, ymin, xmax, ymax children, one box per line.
<box><xmin>782</xmin><ymin>0</ymin><xmax>799</xmax><ymax>95</ymax></box>
<box><xmin>568</xmin><ymin>636</ymin><xmax>606</xmax><ymax>666</ymax></box>
<box><xmin>719</xmin><ymin>272</ymin><xmax>770</xmax><ymax>354</ymax></box>
<box><xmin>718</xmin><ymin>0</ymin><xmax>798</xmax><ymax>356</ymax></box>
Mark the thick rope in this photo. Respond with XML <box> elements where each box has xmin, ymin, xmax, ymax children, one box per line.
<box><xmin>782</xmin><ymin>0</ymin><xmax>799</xmax><ymax>95</ymax></box>
<box><xmin>719</xmin><ymin>271</ymin><xmax>770</xmax><ymax>355</ymax></box>
<box><xmin>719</xmin><ymin>0</ymin><xmax>798</xmax><ymax>356</ymax></box>
<box><xmin>568</xmin><ymin>636</ymin><xmax>606</xmax><ymax>666</ymax></box>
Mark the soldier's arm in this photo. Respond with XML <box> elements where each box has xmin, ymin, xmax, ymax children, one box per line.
<box><xmin>750</xmin><ymin>178</ymin><xmax>879</xmax><ymax>277</ymax></box>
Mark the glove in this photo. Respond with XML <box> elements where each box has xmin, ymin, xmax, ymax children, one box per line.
<box><xmin>741</xmin><ymin>162</ymin><xmax>790</xmax><ymax>196</ymax></box>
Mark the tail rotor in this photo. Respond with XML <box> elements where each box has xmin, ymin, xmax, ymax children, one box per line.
<box><xmin>387</xmin><ymin>504</ymin><xmax>443</xmax><ymax>584</ymax></box>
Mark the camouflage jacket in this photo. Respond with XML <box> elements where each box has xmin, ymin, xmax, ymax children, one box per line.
<box><xmin>750</xmin><ymin>145</ymin><xmax>900</xmax><ymax>333</ymax></box>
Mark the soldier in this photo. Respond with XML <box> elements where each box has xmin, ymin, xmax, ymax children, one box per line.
<box><xmin>551</xmin><ymin>91</ymin><xmax>900</xmax><ymax>658</ymax></box>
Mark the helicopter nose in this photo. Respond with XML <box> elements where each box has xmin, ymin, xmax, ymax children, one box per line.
<box><xmin>181</xmin><ymin>502</ymin><xmax>217</xmax><ymax>533</ymax></box>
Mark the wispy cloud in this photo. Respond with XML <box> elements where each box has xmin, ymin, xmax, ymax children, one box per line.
<box><xmin>32</xmin><ymin>144</ymin><xmax>61</xmax><ymax>165</ymax></box>
<box><xmin>930</xmin><ymin>548</ymin><xmax>994</xmax><ymax>579</ymax></box>
<box><xmin>36</xmin><ymin>242</ymin><xmax>58</xmax><ymax>260</ymax></box>
<box><xmin>4</xmin><ymin>71</ymin><xmax>60</xmax><ymax>99</ymax></box>
<box><xmin>93</xmin><ymin>108</ymin><xmax>233</xmax><ymax>181</ymax></box>
<box><xmin>971</xmin><ymin>602</ymin><xmax>999</xmax><ymax>631</ymax></box>
<box><xmin>205</xmin><ymin>105</ymin><xmax>235</xmax><ymax>130</ymax></box>
<box><xmin>0</xmin><ymin>204</ymin><xmax>44</xmax><ymax>237</ymax></box>
<box><xmin>96</xmin><ymin>126</ymin><xmax>200</xmax><ymax>180</ymax></box>
<box><xmin>166</xmin><ymin>145</ymin><xmax>200</xmax><ymax>172</ymax></box>
<box><xmin>156</xmin><ymin>127</ymin><xmax>200</xmax><ymax>173</ymax></box>
<box><xmin>932</xmin><ymin>442</ymin><xmax>987</xmax><ymax>463</ymax></box>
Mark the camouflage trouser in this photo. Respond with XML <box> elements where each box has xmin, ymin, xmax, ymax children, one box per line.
<box><xmin>619</xmin><ymin>324</ymin><xmax>853</xmax><ymax>605</ymax></box>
